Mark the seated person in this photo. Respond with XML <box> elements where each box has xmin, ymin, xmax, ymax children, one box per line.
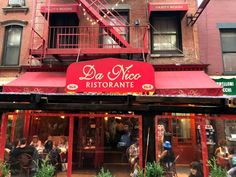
<box><xmin>117</xmin><ymin>124</ymin><xmax>132</xmax><ymax>149</ymax></box>
<box><xmin>158</xmin><ymin>141</ymin><xmax>175</xmax><ymax>169</ymax></box>
<box><xmin>58</xmin><ymin>136</ymin><xmax>68</xmax><ymax>153</ymax></box>
<box><xmin>58</xmin><ymin>136</ymin><xmax>68</xmax><ymax>171</ymax></box>
<box><xmin>189</xmin><ymin>161</ymin><xmax>203</xmax><ymax>177</ymax></box>
<box><xmin>30</xmin><ymin>135</ymin><xmax>44</xmax><ymax>154</ymax></box>
<box><xmin>43</xmin><ymin>140</ymin><xmax>61</xmax><ymax>169</ymax></box>
<box><xmin>10</xmin><ymin>138</ymin><xmax>38</xmax><ymax>174</ymax></box>
<box><xmin>11</xmin><ymin>138</ymin><xmax>37</xmax><ymax>158</ymax></box>
<box><xmin>215</xmin><ymin>139</ymin><xmax>231</xmax><ymax>168</ymax></box>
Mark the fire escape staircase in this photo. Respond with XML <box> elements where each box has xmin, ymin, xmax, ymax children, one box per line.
<box><xmin>30</xmin><ymin>0</ymin><xmax>50</xmax><ymax>61</ymax></box>
<box><xmin>30</xmin><ymin>0</ymin><xmax>149</xmax><ymax>62</ymax></box>
<box><xmin>76</xmin><ymin>0</ymin><xmax>130</xmax><ymax>48</ymax></box>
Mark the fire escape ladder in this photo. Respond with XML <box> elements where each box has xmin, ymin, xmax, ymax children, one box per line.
<box><xmin>30</xmin><ymin>0</ymin><xmax>50</xmax><ymax>61</ymax></box>
<box><xmin>78</xmin><ymin>0</ymin><xmax>130</xmax><ymax>48</ymax></box>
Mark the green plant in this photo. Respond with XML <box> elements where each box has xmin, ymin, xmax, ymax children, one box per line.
<box><xmin>0</xmin><ymin>161</ymin><xmax>10</xmax><ymax>177</ymax></box>
<box><xmin>95</xmin><ymin>168</ymin><xmax>113</xmax><ymax>177</ymax></box>
<box><xmin>208</xmin><ymin>157</ymin><xmax>228</xmax><ymax>177</ymax></box>
<box><xmin>145</xmin><ymin>162</ymin><xmax>164</xmax><ymax>177</ymax></box>
<box><xmin>34</xmin><ymin>156</ymin><xmax>55</xmax><ymax>177</ymax></box>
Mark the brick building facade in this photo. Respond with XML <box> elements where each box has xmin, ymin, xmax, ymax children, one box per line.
<box><xmin>0</xmin><ymin>1</ymin><xmax>224</xmax><ymax>175</ymax></box>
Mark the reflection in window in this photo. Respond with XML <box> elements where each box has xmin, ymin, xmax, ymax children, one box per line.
<box><xmin>220</xmin><ymin>29</ymin><xmax>236</xmax><ymax>73</ymax></box>
<box><xmin>102</xmin><ymin>12</ymin><xmax>128</xmax><ymax>48</ymax></box>
<box><xmin>150</xmin><ymin>12</ymin><xmax>182</xmax><ymax>54</ymax></box>
<box><xmin>172</xmin><ymin>113</ymin><xmax>191</xmax><ymax>143</ymax></box>
<box><xmin>2</xmin><ymin>25</ymin><xmax>22</xmax><ymax>66</ymax></box>
<box><xmin>8</xmin><ymin>0</ymin><xmax>25</xmax><ymax>6</ymax></box>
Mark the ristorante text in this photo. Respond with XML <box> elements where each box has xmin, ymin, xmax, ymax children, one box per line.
<box><xmin>79</xmin><ymin>64</ymin><xmax>142</xmax><ymax>89</ymax></box>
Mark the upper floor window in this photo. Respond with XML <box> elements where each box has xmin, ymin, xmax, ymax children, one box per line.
<box><xmin>150</xmin><ymin>12</ymin><xmax>182</xmax><ymax>54</ymax></box>
<box><xmin>2</xmin><ymin>25</ymin><xmax>23</xmax><ymax>66</ymax></box>
<box><xmin>102</xmin><ymin>11</ymin><xmax>129</xmax><ymax>48</ymax></box>
<box><xmin>8</xmin><ymin>0</ymin><xmax>25</xmax><ymax>7</ymax></box>
<box><xmin>220</xmin><ymin>29</ymin><xmax>236</xmax><ymax>73</ymax></box>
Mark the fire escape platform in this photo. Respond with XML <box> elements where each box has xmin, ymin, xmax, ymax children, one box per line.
<box><xmin>31</xmin><ymin>48</ymin><xmax>149</xmax><ymax>56</ymax></box>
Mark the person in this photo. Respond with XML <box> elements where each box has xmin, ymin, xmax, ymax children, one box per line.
<box><xmin>10</xmin><ymin>138</ymin><xmax>39</xmax><ymax>174</ymax></box>
<box><xmin>215</xmin><ymin>139</ymin><xmax>230</xmax><ymax>168</ymax></box>
<box><xmin>11</xmin><ymin>138</ymin><xmax>37</xmax><ymax>158</ymax></box>
<box><xmin>127</xmin><ymin>134</ymin><xmax>139</xmax><ymax>177</ymax></box>
<box><xmin>117</xmin><ymin>123</ymin><xmax>132</xmax><ymax>149</ymax></box>
<box><xmin>58</xmin><ymin>136</ymin><xmax>68</xmax><ymax>153</ymax></box>
<box><xmin>43</xmin><ymin>140</ymin><xmax>60</xmax><ymax>170</ymax></box>
<box><xmin>189</xmin><ymin>161</ymin><xmax>203</xmax><ymax>177</ymax></box>
<box><xmin>58</xmin><ymin>136</ymin><xmax>68</xmax><ymax>171</ymax></box>
<box><xmin>30</xmin><ymin>135</ymin><xmax>44</xmax><ymax>154</ymax></box>
<box><xmin>227</xmin><ymin>153</ymin><xmax>236</xmax><ymax>177</ymax></box>
<box><xmin>159</xmin><ymin>141</ymin><xmax>175</xmax><ymax>169</ymax></box>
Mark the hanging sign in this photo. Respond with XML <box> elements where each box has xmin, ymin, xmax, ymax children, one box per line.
<box><xmin>211</xmin><ymin>77</ymin><xmax>236</xmax><ymax>95</ymax></box>
<box><xmin>66</xmin><ymin>58</ymin><xmax>155</xmax><ymax>93</ymax></box>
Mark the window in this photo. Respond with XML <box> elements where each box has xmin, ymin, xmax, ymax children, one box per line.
<box><xmin>220</xmin><ymin>29</ymin><xmax>236</xmax><ymax>73</ymax></box>
<box><xmin>150</xmin><ymin>12</ymin><xmax>182</xmax><ymax>54</ymax></box>
<box><xmin>2</xmin><ymin>25</ymin><xmax>23</xmax><ymax>66</ymax></box>
<box><xmin>102</xmin><ymin>12</ymin><xmax>129</xmax><ymax>48</ymax></box>
<box><xmin>8</xmin><ymin>0</ymin><xmax>25</xmax><ymax>7</ymax></box>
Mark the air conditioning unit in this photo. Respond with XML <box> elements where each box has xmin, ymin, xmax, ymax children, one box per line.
<box><xmin>9</xmin><ymin>0</ymin><xmax>24</xmax><ymax>7</ymax></box>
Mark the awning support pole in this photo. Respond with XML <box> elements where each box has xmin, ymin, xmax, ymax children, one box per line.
<box><xmin>67</xmin><ymin>115</ymin><xmax>74</xmax><ymax>177</ymax></box>
<box><xmin>0</xmin><ymin>113</ymin><xmax>8</xmax><ymax>161</ymax></box>
<box><xmin>200</xmin><ymin>117</ymin><xmax>209</xmax><ymax>177</ymax></box>
<box><xmin>10</xmin><ymin>114</ymin><xmax>17</xmax><ymax>143</ymax></box>
<box><xmin>23</xmin><ymin>111</ymin><xmax>31</xmax><ymax>138</ymax></box>
<box><xmin>155</xmin><ymin>116</ymin><xmax>159</xmax><ymax>161</ymax></box>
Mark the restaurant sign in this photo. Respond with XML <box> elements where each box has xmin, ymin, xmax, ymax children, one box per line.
<box><xmin>211</xmin><ymin>76</ymin><xmax>236</xmax><ymax>95</ymax></box>
<box><xmin>66</xmin><ymin>58</ymin><xmax>155</xmax><ymax>93</ymax></box>
<box><xmin>148</xmin><ymin>3</ymin><xmax>188</xmax><ymax>12</ymax></box>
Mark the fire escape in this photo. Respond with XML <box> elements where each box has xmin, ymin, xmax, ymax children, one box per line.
<box><xmin>29</xmin><ymin>0</ymin><xmax>149</xmax><ymax>63</ymax></box>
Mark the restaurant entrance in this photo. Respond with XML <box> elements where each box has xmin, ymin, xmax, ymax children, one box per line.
<box><xmin>73</xmin><ymin>113</ymin><xmax>142</xmax><ymax>171</ymax></box>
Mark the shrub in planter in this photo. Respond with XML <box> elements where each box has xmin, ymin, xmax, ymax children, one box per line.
<box><xmin>208</xmin><ymin>157</ymin><xmax>228</xmax><ymax>177</ymax></box>
<box><xmin>145</xmin><ymin>162</ymin><xmax>164</xmax><ymax>177</ymax></box>
<box><xmin>0</xmin><ymin>161</ymin><xmax>11</xmax><ymax>177</ymax></box>
<box><xmin>34</xmin><ymin>156</ymin><xmax>55</xmax><ymax>177</ymax></box>
<box><xmin>95</xmin><ymin>168</ymin><xmax>113</xmax><ymax>177</ymax></box>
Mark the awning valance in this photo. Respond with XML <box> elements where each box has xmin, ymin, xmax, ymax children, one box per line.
<box><xmin>155</xmin><ymin>71</ymin><xmax>223</xmax><ymax>96</ymax></box>
<box><xmin>3</xmin><ymin>72</ymin><xmax>66</xmax><ymax>93</ymax></box>
<box><xmin>148</xmin><ymin>3</ymin><xmax>188</xmax><ymax>17</ymax></box>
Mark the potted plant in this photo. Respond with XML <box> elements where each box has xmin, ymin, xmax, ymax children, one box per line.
<box><xmin>34</xmin><ymin>156</ymin><xmax>55</xmax><ymax>177</ymax></box>
<box><xmin>208</xmin><ymin>157</ymin><xmax>228</xmax><ymax>177</ymax></box>
<box><xmin>145</xmin><ymin>162</ymin><xmax>164</xmax><ymax>177</ymax></box>
<box><xmin>95</xmin><ymin>168</ymin><xmax>113</xmax><ymax>177</ymax></box>
<box><xmin>0</xmin><ymin>161</ymin><xmax>11</xmax><ymax>177</ymax></box>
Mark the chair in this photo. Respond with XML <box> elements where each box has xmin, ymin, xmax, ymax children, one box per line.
<box><xmin>18</xmin><ymin>153</ymin><xmax>33</xmax><ymax>177</ymax></box>
<box><xmin>164</xmin><ymin>154</ymin><xmax>180</xmax><ymax>177</ymax></box>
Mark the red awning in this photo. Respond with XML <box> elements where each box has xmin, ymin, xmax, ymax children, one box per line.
<box><xmin>148</xmin><ymin>3</ymin><xmax>188</xmax><ymax>17</ymax></box>
<box><xmin>155</xmin><ymin>71</ymin><xmax>223</xmax><ymax>96</ymax></box>
<box><xmin>3</xmin><ymin>72</ymin><xmax>66</xmax><ymax>93</ymax></box>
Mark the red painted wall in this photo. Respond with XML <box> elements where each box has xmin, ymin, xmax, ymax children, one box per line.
<box><xmin>197</xmin><ymin>0</ymin><xmax>236</xmax><ymax>75</ymax></box>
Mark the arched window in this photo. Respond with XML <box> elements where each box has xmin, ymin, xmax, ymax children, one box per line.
<box><xmin>2</xmin><ymin>25</ymin><xmax>23</xmax><ymax>66</ymax></box>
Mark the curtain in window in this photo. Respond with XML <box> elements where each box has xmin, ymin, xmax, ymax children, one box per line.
<box><xmin>221</xmin><ymin>30</ymin><xmax>236</xmax><ymax>72</ymax></box>
<box><xmin>151</xmin><ymin>14</ymin><xmax>181</xmax><ymax>54</ymax></box>
<box><xmin>2</xmin><ymin>26</ymin><xmax>22</xmax><ymax>66</ymax></box>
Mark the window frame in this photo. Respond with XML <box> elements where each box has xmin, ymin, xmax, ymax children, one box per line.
<box><xmin>220</xmin><ymin>29</ymin><xmax>236</xmax><ymax>74</ymax></box>
<box><xmin>8</xmin><ymin>0</ymin><xmax>25</xmax><ymax>7</ymax></box>
<box><xmin>150</xmin><ymin>12</ymin><xmax>182</xmax><ymax>55</ymax></box>
<box><xmin>100</xmin><ymin>10</ymin><xmax>130</xmax><ymax>48</ymax></box>
<box><xmin>1</xmin><ymin>25</ymin><xmax>23</xmax><ymax>66</ymax></box>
